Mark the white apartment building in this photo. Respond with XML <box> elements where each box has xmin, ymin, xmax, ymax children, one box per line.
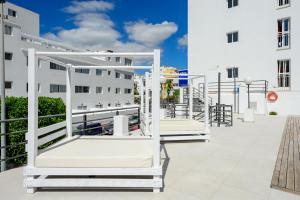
<box><xmin>188</xmin><ymin>0</ymin><xmax>300</xmax><ymax>115</ymax></box>
<box><xmin>1</xmin><ymin>2</ymin><xmax>134</xmax><ymax>110</ymax></box>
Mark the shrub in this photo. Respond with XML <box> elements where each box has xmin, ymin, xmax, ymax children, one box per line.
<box><xmin>269</xmin><ymin>111</ymin><xmax>278</xmax><ymax>116</ymax></box>
<box><xmin>0</xmin><ymin>96</ymin><xmax>65</xmax><ymax>168</ymax></box>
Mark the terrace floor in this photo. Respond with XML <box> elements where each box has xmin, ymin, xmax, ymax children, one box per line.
<box><xmin>1</xmin><ymin>115</ymin><xmax>300</xmax><ymax>200</ymax></box>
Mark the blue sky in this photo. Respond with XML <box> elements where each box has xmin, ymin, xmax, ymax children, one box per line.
<box><xmin>9</xmin><ymin>0</ymin><xmax>188</xmax><ymax>69</ymax></box>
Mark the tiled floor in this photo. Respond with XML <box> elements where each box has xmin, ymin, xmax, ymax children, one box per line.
<box><xmin>1</xmin><ymin>115</ymin><xmax>299</xmax><ymax>200</ymax></box>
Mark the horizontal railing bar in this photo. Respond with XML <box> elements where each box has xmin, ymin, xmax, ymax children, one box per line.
<box><xmin>73</xmin><ymin>66</ymin><xmax>152</xmax><ymax>70</ymax></box>
<box><xmin>0</xmin><ymin>153</ymin><xmax>27</xmax><ymax>162</ymax></box>
<box><xmin>36</xmin><ymin>51</ymin><xmax>155</xmax><ymax>57</ymax></box>
<box><xmin>0</xmin><ymin>141</ymin><xmax>27</xmax><ymax>149</ymax></box>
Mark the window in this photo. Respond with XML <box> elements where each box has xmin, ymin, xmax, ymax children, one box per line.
<box><xmin>124</xmin><ymin>88</ymin><xmax>132</xmax><ymax>94</ymax></box>
<box><xmin>77</xmin><ymin>104</ymin><xmax>87</xmax><ymax>110</ymax></box>
<box><xmin>227</xmin><ymin>67</ymin><xmax>238</xmax><ymax>78</ymax></box>
<box><xmin>116</xmin><ymin>57</ymin><xmax>121</xmax><ymax>63</ymax></box>
<box><xmin>96</xmin><ymin>69</ymin><xmax>102</xmax><ymax>76</ymax></box>
<box><xmin>227</xmin><ymin>32</ymin><xmax>239</xmax><ymax>43</ymax></box>
<box><xmin>5</xmin><ymin>81</ymin><xmax>12</xmax><ymax>89</ymax></box>
<box><xmin>278</xmin><ymin>18</ymin><xmax>290</xmax><ymax>48</ymax></box>
<box><xmin>75</xmin><ymin>86</ymin><xmax>89</xmax><ymax>93</ymax></box>
<box><xmin>125</xmin><ymin>58</ymin><xmax>132</xmax><ymax>66</ymax></box>
<box><xmin>108</xmin><ymin>87</ymin><xmax>111</xmax><ymax>92</ymax></box>
<box><xmin>108</xmin><ymin>70</ymin><xmax>111</xmax><ymax>76</ymax></box>
<box><xmin>96</xmin><ymin>87</ymin><xmax>103</xmax><ymax>94</ymax></box>
<box><xmin>115</xmin><ymin>102</ymin><xmax>121</xmax><ymax>107</ymax></box>
<box><xmin>75</xmin><ymin>68</ymin><xmax>90</xmax><ymax>74</ymax></box>
<box><xmin>228</xmin><ymin>0</ymin><xmax>238</xmax><ymax>8</ymax></box>
<box><xmin>108</xmin><ymin>103</ymin><xmax>111</xmax><ymax>107</ymax></box>
<box><xmin>115</xmin><ymin>88</ymin><xmax>121</xmax><ymax>94</ymax></box>
<box><xmin>5</xmin><ymin>52</ymin><xmax>13</xmax><ymax>60</ymax></box>
<box><xmin>278</xmin><ymin>0</ymin><xmax>290</xmax><ymax>7</ymax></box>
<box><xmin>50</xmin><ymin>84</ymin><xmax>66</xmax><ymax>93</ymax></box>
<box><xmin>8</xmin><ymin>8</ymin><xmax>17</xmax><ymax>17</ymax></box>
<box><xmin>124</xmin><ymin>74</ymin><xmax>132</xmax><ymax>80</ymax></box>
<box><xmin>50</xmin><ymin>62</ymin><xmax>66</xmax><ymax>71</ymax></box>
<box><xmin>96</xmin><ymin>104</ymin><xmax>103</xmax><ymax>108</ymax></box>
<box><xmin>107</xmin><ymin>57</ymin><xmax>111</xmax><ymax>62</ymax></box>
<box><xmin>115</xmin><ymin>72</ymin><xmax>121</xmax><ymax>78</ymax></box>
<box><xmin>4</xmin><ymin>25</ymin><xmax>12</xmax><ymax>35</ymax></box>
<box><xmin>277</xmin><ymin>60</ymin><xmax>290</xmax><ymax>88</ymax></box>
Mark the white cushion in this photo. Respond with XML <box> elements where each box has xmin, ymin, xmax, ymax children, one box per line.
<box><xmin>36</xmin><ymin>138</ymin><xmax>153</xmax><ymax>168</ymax></box>
<box><xmin>160</xmin><ymin>119</ymin><xmax>205</xmax><ymax>134</ymax></box>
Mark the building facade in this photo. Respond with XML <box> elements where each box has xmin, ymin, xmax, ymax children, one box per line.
<box><xmin>1</xmin><ymin>2</ymin><xmax>134</xmax><ymax>110</ymax></box>
<box><xmin>189</xmin><ymin>0</ymin><xmax>300</xmax><ymax>115</ymax></box>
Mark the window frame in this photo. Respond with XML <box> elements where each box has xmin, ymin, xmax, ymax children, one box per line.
<box><xmin>277</xmin><ymin>59</ymin><xmax>291</xmax><ymax>88</ymax></box>
<box><xmin>50</xmin><ymin>62</ymin><xmax>66</xmax><ymax>71</ymax></box>
<box><xmin>115</xmin><ymin>88</ymin><xmax>121</xmax><ymax>94</ymax></box>
<box><xmin>96</xmin><ymin>69</ymin><xmax>103</xmax><ymax>76</ymax></box>
<box><xmin>227</xmin><ymin>31</ymin><xmax>239</xmax><ymax>43</ymax></box>
<box><xmin>228</xmin><ymin>0</ymin><xmax>238</xmax><ymax>8</ymax></box>
<box><xmin>277</xmin><ymin>18</ymin><xmax>290</xmax><ymax>49</ymax></box>
<box><xmin>96</xmin><ymin>86</ymin><xmax>103</xmax><ymax>94</ymax></box>
<box><xmin>278</xmin><ymin>0</ymin><xmax>290</xmax><ymax>8</ymax></box>
<box><xmin>50</xmin><ymin>84</ymin><xmax>66</xmax><ymax>93</ymax></box>
<box><xmin>75</xmin><ymin>86</ymin><xmax>90</xmax><ymax>93</ymax></box>
<box><xmin>5</xmin><ymin>52</ymin><xmax>13</xmax><ymax>61</ymax></box>
<box><xmin>4</xmin><ymin>25</ymin><xmax>13</xmax><ymax>35</ymax></box>
<box><xmin>227</xmin><ymin>67</ymin><xmax>239</xmax><ymax>79</ymax></box>
<box><xmin>8</xmin><ymin>8</ymin><xmax>17</xmax><ymax>17</ymax></box>
<box><xmin>75</xmin><ymin>68</ymin><xmax>90</xmax><ymax>74</ymax></box>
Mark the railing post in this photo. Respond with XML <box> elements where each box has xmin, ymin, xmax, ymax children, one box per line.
<box><xmin>66</xmin><ymin>65</ymin><xmax>72</xmax><ymax>138</ymax></box>
<box><xmin>83</xmin><ymin>114</ymin><xmax>87</xmax><ymax>135</ymax></box>
<box><xmin>189</xmin><ymin>79</ymin><xmax>193</xmax><ymax>120</ymax></box>
<box><xmin>204</xmin><ymin>75</ymin><xmax>209</xmax><ymax>132</ymax></box>
<box><xmin>145</xmin><ymin>72</ymin><xmax>150</xmax><ymax>134</ymax></box>
<box><xmin>137</xmin><ymin>107</ymin><xmax>140</xmax><ymax>129</ymax></box>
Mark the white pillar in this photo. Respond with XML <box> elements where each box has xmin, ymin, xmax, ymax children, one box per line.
<box><xmin>66</xmin><ymin>65</ymin><xmax>72</xmax><ymax>138</ymax></box>
<box><xmin>140</xmin><ymin>78</ymin><xmax>144</xmax><ymax>114</ymax></box>
<box><xmin>27</xmin><ymin>48</ymin><xmax>38</xmax><ymax>167</ymax></box>
<box><xmin>204</xmin><ymin>76</ymin><xmax>209</xmax><ymax>132</ymax></box>
<box><xmin>152</xmin><ymin>50</ymin><xmax>160</xmax><ymax>167</ymax></box>
<box><xmin>27</xmin><ymin>48</ymin><xmax>38</xmax><ymax>193</ymax></box>
<box><xmin>145</xmin><ymin>72</ymin><xmax>150</xmax><ymax>135</ymax></box>
<box><xmin>153</xmin><ymin>49</ymin><xmax>161</xmax><ymax>193</ymax></box>
<box><xmin>189</xmin><ymin>79</ymin><xmax>194</xmax><ymax>120</ymax></box>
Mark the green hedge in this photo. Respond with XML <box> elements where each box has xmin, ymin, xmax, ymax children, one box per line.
<box><xmin>1</xmin><ymin>96</ymin><xmax>65</xmax><ymax>168</ymax></box>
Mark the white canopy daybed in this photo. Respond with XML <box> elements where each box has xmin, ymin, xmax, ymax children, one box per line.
<box><xmin>140</xmin><ymin>72</ymin><xmax>210</xmax><ymax>141</ymax></box>
<box><xmin>24</xmin><ymin>49</ymin><xmax>162</xmax><ymax>193</ymax></box>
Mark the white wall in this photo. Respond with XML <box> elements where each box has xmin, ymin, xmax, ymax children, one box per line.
<box><xmin>188</xmin><ymin>0</ymin><xmax>300</xmax><ymax>115</ymax></box>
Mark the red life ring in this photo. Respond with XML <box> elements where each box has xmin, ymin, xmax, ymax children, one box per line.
<box><xmin>267</xmin><ymin>91</ymin><xmax>278</xmax><ymax>102</ymax></box>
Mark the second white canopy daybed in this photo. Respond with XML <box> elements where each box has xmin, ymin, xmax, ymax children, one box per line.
<box><xmin>24</xmin><ymin>49</ymin><xmax>163</xmax><ymax>193</ymax></box>
<box><xmin>140</xmin><ymin>72</ymin><xmax>210</xmax><ymax>142</ymax></box>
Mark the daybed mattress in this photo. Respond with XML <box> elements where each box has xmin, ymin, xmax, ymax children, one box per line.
<box><xmin>160</xmin><ymin>119</ymin><xmax>205</xmax><ymax>134</ymax></box>
<box><xmin>36</xmin><ymin>138</ymin><xmax>153</xmax><ymax>168</ymax></box>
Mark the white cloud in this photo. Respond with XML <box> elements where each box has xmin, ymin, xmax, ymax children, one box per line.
<box><xmin>178</xmin><ymin>34</ymin><xmax>188</xmax><ymax>48</ymax></box>
<box><xmin>125</xmin><ymin>21</ymin><xmax>178</xmax><ymax>47</ymax></box>
<box><xmin>43</xmin><ymin>0</ymin><xmax>178</xmax><ymax>54</ymax></box>
<box><xmin>64</xmin><ymin>0</ymin><xmax>114</xmax><ymax>13</ymax></box>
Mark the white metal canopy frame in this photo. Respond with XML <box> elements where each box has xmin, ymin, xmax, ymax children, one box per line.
<box><xmin>140</xmin><ymin>73</ymin><xmax>210</xmax><ymax>141</ymax></box>
<box><xmin>24</xmin><ymin>49</ymin><xmax>162</xmax><ymax>193</ymax></box>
